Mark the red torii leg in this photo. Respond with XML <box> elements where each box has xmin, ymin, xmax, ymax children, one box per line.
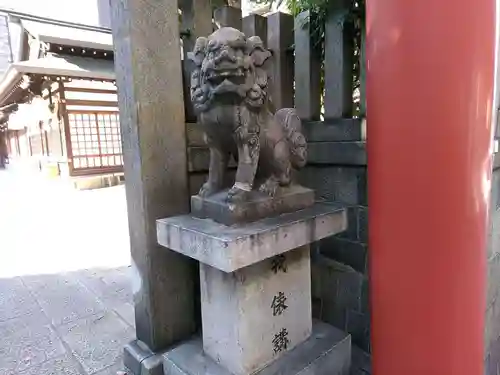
<box><xmin>366</xmin><ymin>0</ymin><xmax>496</xmax><ymax>374</ymax></box>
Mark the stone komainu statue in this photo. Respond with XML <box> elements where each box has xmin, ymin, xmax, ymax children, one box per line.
<box><xmin>188</xmin><ymin>27</ymin><xmax>307</xmax><ymax>203</ymax></box>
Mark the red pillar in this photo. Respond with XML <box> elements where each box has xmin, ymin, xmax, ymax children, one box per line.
<box><xmin>366</xmin><ymin>0</ymin><xmax>496</xmax><ymax>374</ymax></box>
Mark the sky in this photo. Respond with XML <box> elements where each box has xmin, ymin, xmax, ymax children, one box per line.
<box><xmin>0</xmin><ymin>0</ymin><xmax>285</xmax><ymax>25</ymax></box>
<box><xmin>0</xmin><ymin>0</ymin><xmax>109</xmax><ymax>27</ymax></box>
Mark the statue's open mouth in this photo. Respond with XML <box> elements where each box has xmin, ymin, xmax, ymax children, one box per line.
<box><xmin>207</xmin><ymin>68</ymin><xmax>245</xmax><ymax>86</ymax></box>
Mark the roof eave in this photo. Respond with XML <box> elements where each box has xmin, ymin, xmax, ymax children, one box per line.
<box><xmin>39</xmin><ymin>35</ymin><xmax>113</xmax><ymax>51</ymax></box>
<box><xmin>11</xmin><ymin>61</ymin><xmax>115</xmax><ymax>81</ymax></box>
<box><xmin>0</xmin><ymin>66</ymin><xmax>23</xmax><ymax>106</ymax></box>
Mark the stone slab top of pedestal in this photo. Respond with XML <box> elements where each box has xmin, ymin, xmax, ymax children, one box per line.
<box><xmin>157</xmin><ymin>203</ymin><xmax>347</xmax><ymax>272</ymax></box>
<box><xmin>162</xmin><ymin>320</ymin><xmax>351</xmax><ymax>375</ymax></box>
<box><xmin>191</xmin><ymin>185</ymin><xmax>315</xmax><ymax>226</ymax></box>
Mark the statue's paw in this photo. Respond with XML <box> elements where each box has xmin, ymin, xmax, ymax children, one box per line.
<box><xmin>199</xmin><ymin>183</ymin><xmax>218</xmax><ymax>197</ymax></box>
<box><xmin>226</xmin><ymin>186</ymin><xmax>250</xmax><ymax>203</ymax></box>
<box><xmin>259</xmin><ymin>178</ymin><xmax>279</xmax><ymax>197</ymax></box>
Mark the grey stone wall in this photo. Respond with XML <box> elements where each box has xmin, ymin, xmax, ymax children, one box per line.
<box><xmin>299</xmin><ymin>120</ymin><xmax>370</xmax><ymax>353</ymax></box>
<box><xmin>485</xmin><ymin>162</ymin><xmax>500</xmax><ymax>374</ymax></box>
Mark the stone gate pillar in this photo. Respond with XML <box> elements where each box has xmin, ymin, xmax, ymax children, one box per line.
<box><xmin>110</xmin><ymin>0</ymin><xmax>197</xmax><ymax>373</ymax></box>
<box><xmin>366</xmin><ymin>0</ymin><xmax>496</xmax><ymax>374</ymax></box>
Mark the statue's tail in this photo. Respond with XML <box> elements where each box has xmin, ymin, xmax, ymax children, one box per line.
<box><xmin>275</xmin><ymin>108</ymin><xmax>307</xmax><ymax>169</ymax></box>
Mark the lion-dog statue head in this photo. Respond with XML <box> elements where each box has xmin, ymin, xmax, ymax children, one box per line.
<box><xmin>188</xmin><ymin>27</ymin><xmax>271</xmax><ymax>113</ymax></box>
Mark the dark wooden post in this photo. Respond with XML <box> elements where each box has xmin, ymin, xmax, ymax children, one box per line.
<box><xmin>214</xmin><ymin>6</ymin><xmax>242</xmax><ymax>29</ymax></box>
<box><xmin>359</xmin><ymin>25</ymin><xmax>366</xmax><ymax>117</ymax></box>
<box><xmin>181</xmin><ymin>0</ymin><xmax>213</xmax><ymax>40</ymax></box>
<box><xmin>324</xmin><ymin>0</ymin><xmax>354</xmax><ymax>119</ymax></box>
<box><xmin>267</xmin><ymin>12</ymin><xmax>294</xmax><ymax>110</ymax></box>
<box><xmin>0</xmin><ymin>131</ymin><xmax>6</xmax><ymax>169</ymax></box>
<box><xmin>294</xmin><ymin>11</ymin><xmax>321</xmax><ymax>121</ymax></box>
<box><xmin>242</xmin><ymin>14</ymin><xmax>267</xmax><ymax>45</ymax></box>
<box><xmin>110</xmin><ymin>0</ymin><xmax>197</xmax><ymax>374</ymax></box>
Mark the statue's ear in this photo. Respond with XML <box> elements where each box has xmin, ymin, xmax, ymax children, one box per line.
<box><xmin>247</xmin><ymin>36</ymin><xmax>271</xmax><ymax>67</ymax></box>
<box><xmin>187</xmin><ymin>37</ymin><xmax>207</xmax><ymax>67</ymax></box>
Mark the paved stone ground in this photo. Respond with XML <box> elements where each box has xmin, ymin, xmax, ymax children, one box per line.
<box><xmin>0</xmin><ymin>165</ymin><xmax>133</xmax><ymax>375</ymax></box>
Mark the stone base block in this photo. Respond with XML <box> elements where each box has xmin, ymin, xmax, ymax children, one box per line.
<box><xmin>124</xmin><ymin>340</ymin><xmax>164</xmax><ymax>375</ymax></box>
<box><xmin>201</xmin><ymin>246</ymin><xmax>311</xmax><ymax>375</ymax></box>
<box><xmin>191</xmin><ymin>185</ymin><xmax>314</xmax><ymax>226</ymax></box>
<box><xmin>72</xmin><ymin>173</ymin><xmax>124</xmax><ymax>190</ymax></box>
<box><xmin>163</xmin><ymin>321</ymin><xmax>351</xmax><ymax>375</ymax></box>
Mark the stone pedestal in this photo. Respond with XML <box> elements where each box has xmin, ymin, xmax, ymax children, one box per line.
<box><xmin>201</xmin><ymin>246</ymin><xmax>311</xmax><ymax>375</ymax></box>
<box><xmin>157</xmin><ymin>203</ymin><xmax>350</xmax><ymax>375</ymax></box>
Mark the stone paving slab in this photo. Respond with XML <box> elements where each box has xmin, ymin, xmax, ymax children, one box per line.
<box><xmin>112</xmin><ymin>302</ymin><xmax>135</xmax><ymax>329</ymax></box>
<box><xmin>23</xmin><ymin>274</ymin><xmax>106</xmax><ymax>327</ymax></box>
<box><xmin>0</xmin><ymin>312</ymin><xmax>51</xmax><ymax>340</ymax></box>
<box><xmin>0</xmin><ymin>323</ymin><xmax>67</xmax><ymax>374</ymax></box>
<box><xmin>74</xmin><ymin>268</ymin><xmax>135</xmax><ymax>329</ymax></box>
<box><xmin>75</xmin><ymin>269</ymin><xmax>133</xmax><ymax>313</ymax></box>
<box><xmin>0</xmin><ymin>269</ymin><xmax>135</xmax><ymax>375</ymax></box>
<box><xmin>17</xmin><ymin>355</ymin><xmax>84</xmax><ymax>375</ymax></box>
<box><xmin>0</xmin><ymin>277</ymin><xmax>40</xmax><ymax>323</ymax></box>
<box><xmin>56</xmin><ymin>311</ymin><xmax>134</xmax><ymax>375</ymax></box>
<box><xmin>93</xmin><ymin>360</ymin><xmax>129</xmax><ymax>375</ymax></box>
